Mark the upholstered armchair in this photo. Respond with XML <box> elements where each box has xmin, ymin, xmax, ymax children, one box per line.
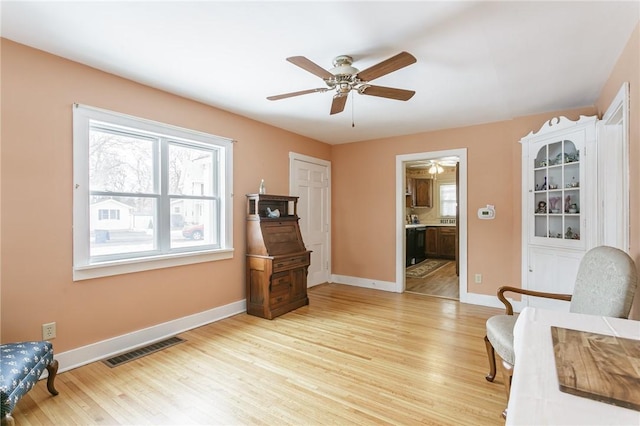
<box><xmin>484</xmin><ymin>246</ymin><xmax>637</xmax><ymax>417</ymax></box>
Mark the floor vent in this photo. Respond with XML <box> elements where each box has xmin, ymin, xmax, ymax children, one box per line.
<box><xmin>103</xmin><ymin>336</ymin><xmax>185</xmax><ymax>368</ymax></box>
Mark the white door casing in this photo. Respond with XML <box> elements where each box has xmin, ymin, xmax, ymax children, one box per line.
<box><xmin>290</xmin><ymin>153</ymin><xmax>331</xmax><ymax>286</ymax></box>
<box><xmin>597</xmin><ymin>82</ymin><xmax>630</xmax><ymax>252</ymax></box>
<box><xmin>396</xmin><ymin>149</ymin><xmax>468</xmax><ymax>300</ymax></box>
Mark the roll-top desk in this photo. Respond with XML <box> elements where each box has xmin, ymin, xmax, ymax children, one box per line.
<box><xmin>246</xmin><ymin>194</ymin><xmax>310</xmax><ymax>319</ymax></box>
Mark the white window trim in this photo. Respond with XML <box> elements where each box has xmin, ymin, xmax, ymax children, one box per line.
<box><xmin>72</xmin><ymin>104</ymin><xmax>234</xmax><ymax>281</ymax></box>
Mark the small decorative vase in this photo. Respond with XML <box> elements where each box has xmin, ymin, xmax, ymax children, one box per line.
<box><xmin>259</xmin><ymin>179</ymin><xmax>266</xmax><ymax>194</ymax></box>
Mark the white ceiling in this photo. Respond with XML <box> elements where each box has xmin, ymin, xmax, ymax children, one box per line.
<box><xmin>1</xmin><ymin>1</ymin><xmax>638</xmax><ymax>145</ymax></box>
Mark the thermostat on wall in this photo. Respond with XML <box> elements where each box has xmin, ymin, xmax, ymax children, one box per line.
<box><xmin>478</xmin><ymin>205</ymin><xmax>496</xmax><ymax>219</ymax></box>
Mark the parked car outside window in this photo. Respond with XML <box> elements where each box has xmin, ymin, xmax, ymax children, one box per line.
<box><xmin>182</xmin><ymin>224</ymin><xmax>204</xmax><ymax>240</ymax></box>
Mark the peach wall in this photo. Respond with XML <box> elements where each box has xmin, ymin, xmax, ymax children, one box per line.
<box><xmin>0</xmin><ymin>39</ymin><xmax>330</xmax><ymax>351</ymax></box>
<box><xmin>331</xmin><ymin>106</ymin><xmax>596</xmax><ymax>297</ymax></box>
<box><xmin>2</xmin><ymin>20</ymin><xmax>638</xmax><ymax>353</ymax></box>
<box><xmin>595</xmin><ymin>23</ymin><xmax>640</xmax><ymax>319</ymax></box>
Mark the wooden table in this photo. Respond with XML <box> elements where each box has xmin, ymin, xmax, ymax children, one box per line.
<box><xmin>506</xmin><ymin>307</ymin><xmax>640</xmax><ymax>425</ymax></box>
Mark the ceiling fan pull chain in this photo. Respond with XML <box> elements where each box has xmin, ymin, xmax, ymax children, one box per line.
<box><xmin>351</xmin><ymin>94</ymin><xmax>355</xmax><ymax>128</ymax></box>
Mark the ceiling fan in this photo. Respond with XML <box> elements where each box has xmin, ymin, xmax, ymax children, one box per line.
<box><xmin>267</xmin><ymin>51</ymin><xmax>417</xmax><ymax>115</ymax></box>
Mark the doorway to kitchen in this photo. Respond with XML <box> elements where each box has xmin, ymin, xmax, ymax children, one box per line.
<box><xmin>395</xmin><ymin>149</ymin><xmax>468</xmax><ymax>301</ymax></box>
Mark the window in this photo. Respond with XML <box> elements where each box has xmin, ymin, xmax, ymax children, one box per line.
<box><xmin>73</xmin><ymin>104</ymin><xmax>233</xmax><ymax>280</ymax></box>
<box><xmin>439</xmin><ymin>184</ymin><xmax>457</xmax><ymax>217</ymax></box>
<box><xmin>98</xmin><ymin>209</ymin><xmax>121</xmax><ymax>220</ymax></box>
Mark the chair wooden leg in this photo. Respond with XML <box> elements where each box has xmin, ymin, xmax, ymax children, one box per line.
<box><xmin>499</xmin><ymin>358</ymin><xmax>513</xmax><ymax>398</ymax></box>
<box><xmin>46</xmin><ymin>359</ymin><xmax>59</xmax><ymax>396</ymax></box>
<box><xmin>498</xmin><ymin>356</ymin><xmax>514</xmax><ymax>419</ymax></box>
<box><xmin>1</xmin><ymin>413</ymin><xmax>16</xmax><ymax>426</ymax></box>
<box><xmin>484</xmin><ymin>335</ymin><xmax>497</xmax><ymax>382</ymax></box>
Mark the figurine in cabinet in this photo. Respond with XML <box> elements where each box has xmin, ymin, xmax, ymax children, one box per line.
<box><xmin>549</xmin><ymin>197</ymin><xmax>561</xmax><ymax>214</ymax></box>
<box><xmin>536</xmin><ymin>201</ymin><xmax>547</xmax><ymax>213</ymax></box>
<box><xmin>565</xmin><ymin>227</ymin><xmax>574</xmax><ymax>239</ymax></box>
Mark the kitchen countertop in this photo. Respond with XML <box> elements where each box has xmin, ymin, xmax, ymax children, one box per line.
<box><xmin>405</xmin><ymin>223</ymin><xmax>455</xmax><ymax>228</ymax></box>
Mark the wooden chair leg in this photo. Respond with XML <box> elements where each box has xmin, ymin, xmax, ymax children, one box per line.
<box><xmin>46</xmin><ymin>359</ymin><xmax>59</xmax><ymax>396</ymax></box>
<box><xmin>484</xmin><ymin>335</ymin><xmax>497</xmax><ymax>382</ymax></box>
<box><xmin>498</xmin><ymin>356</ymin><xmax>514</xmax><ymax>419</ymax></box>
<box><xmin>1</xmin><ymin>413</ymin><xmax>16</xmax><ymax>426</ymax></box>
<box><xmin>499</xmin><ymin>358</ymin><xmax>513</xmax><ymax>398</ymax></box>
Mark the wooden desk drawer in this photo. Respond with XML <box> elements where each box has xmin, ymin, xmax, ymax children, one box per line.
<box><xmin>271</xmin><ymin>272</ymin><xmax>291</xmax><ymax>292</ymax></box>
<box><xmin>273</xmin><ymin>253</ymin><xmax>309</xmax><ymax>272</ymax></box>
<box><xmin>269</xmin><ymin>293</ymin><xmax>290</xmax><ymax>308</ymax></box>
<box><xmin>270</xmin><ymin>276</ymin><xmax>291</xmax><ymax>307</ymax></box>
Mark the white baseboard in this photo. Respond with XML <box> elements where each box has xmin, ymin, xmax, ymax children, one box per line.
<box><xmin>330</xmin><ymin>274</ymin><xmax>399</xmax><ymax>293</ymax></box>
<box><xmin>54</xmin><ymin>299</ymin><xmax>246</xmax><ymax>373</ymax></box>
<box><xmin>331</xmin><ymin>274</ymin><xmax>526</xmax><ymax>311</ymax></box>
<box><xmin>460</xmin><ymin>292</ymin><xmax>526</xmax><ymax>312</ymax></box>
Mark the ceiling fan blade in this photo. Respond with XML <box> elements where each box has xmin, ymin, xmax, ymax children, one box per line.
<box><xmin>267</xmin><ymin>88</ymin><xmax>328</xmax><ymax>101</ymax></box>
<box><xmin>330</xmin><ymin>94</ymin><xmax>348</xmax><ymax>115</ymax></box>
<box><xmin>356</xmin><ymin>51</ymin><xmax>417</xmax><ymax>82</ymax></box>
<box><xmin>360</xmin><ymin>85</ymin><xmax>415</xmax><ymax>101</ymax></box>
<box><xmin>287</xmin><ymin>56</ymin><xmax>334</xmax><ymax>80</ymax></box>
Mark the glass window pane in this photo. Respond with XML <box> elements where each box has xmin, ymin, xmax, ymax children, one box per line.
<box><xmin>171</xmin><ymin>199</ymin><xmax>219</xmax><ymax>249</ymax></box>
<box><xmin>440</xmin><ymin>184</ymin><xmax>457</xmax><ymax>217</ymax></box>
<box><xmin>168</xmin><ymin>144</ymin><xmax>216</xmax><ymax>196</ymax></box>
<box><xmin>90</xmin><ymin>196</ymin><xmax>157</xmax><ymax>257</ymax></box>
<box><xmin>89</xmin><ymin>127</ymin><xmax>155</xmax><ymax>193</ymax></box>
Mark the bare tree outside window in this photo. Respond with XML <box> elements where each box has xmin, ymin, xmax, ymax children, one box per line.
<box><xmin>87</xmin><ymin>126</ymin><xmax>219</xmax><ymax>257</ymax></box>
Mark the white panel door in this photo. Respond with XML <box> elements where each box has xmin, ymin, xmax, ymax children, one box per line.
<box><xmin>291</xmin><ymin>156</ymin><xmax>330</xmax><ymax>286</ymax></box>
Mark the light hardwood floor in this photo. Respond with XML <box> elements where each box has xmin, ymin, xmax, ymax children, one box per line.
<box><xmin>13</xmin><ymin>284</ymin><xmax>506</xmax><ymax>425</ymax></box>
<box><xmin>406</xmin><ymin>260</ymin><xmax>459</xmax><ymax>299</ymax></box>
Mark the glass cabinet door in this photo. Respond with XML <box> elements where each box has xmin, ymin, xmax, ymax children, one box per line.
<box><xmin>532</xmin><ymin>139</ymin><xmax>581</xmax><ymax>244</ymax></box>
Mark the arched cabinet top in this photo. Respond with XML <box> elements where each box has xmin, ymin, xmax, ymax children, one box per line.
<box><xmin>520</xmin><ymin>115</ymin><xmax>598</xmax><ymax>142</ymax></box>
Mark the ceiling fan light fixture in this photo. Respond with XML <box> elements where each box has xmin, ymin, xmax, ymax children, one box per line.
<box><xmin>329</xmin><ymin>65</ymin><xmax>359</xmax><ymax>76</ymax></box>
<box><xmin>329</xmin><ymin>55</ymin><xmax>359</xmax><ymax>76</ymax></box>
<box><xmin>337</xmin><ymin>82</ymin><xmax>352</xmax><ymax>94</ymax></box>
<box><xmin>428</xmin><ymin>163</ymin><xmax>444</xmax><ymax>175</ymax></box>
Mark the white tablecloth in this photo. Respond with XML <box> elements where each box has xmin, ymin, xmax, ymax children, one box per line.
<box><xmin>506</xmin><ymin>307</ymin><xmax>640</xmax><ymax>425</ymax></box>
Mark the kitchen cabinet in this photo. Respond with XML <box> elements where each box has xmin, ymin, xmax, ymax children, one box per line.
<box><xmin>425</xmin><ymin>228</ymin><xmax>438</xmax><ymax>258</ymax></box>
<box><xmin>425</xmin><ymin>226</ymin><xmax>456</xmax><ymax>260</ymax></box>
<box><xmin>438</xmin><ymin>227</ymin><xmax>456</xmax><ymax>259</ymax></box>
<box><xmin>246</xmin><ymin>194</ymin><xmax>311</xmax><ymax>319</ymax></box>
<box><xmin>407</xmin><ymin>178</ymin><xmax>433</xmax><ymax>208</ymax></box>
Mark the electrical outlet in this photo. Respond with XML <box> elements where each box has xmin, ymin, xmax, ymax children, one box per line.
<box><xmin>42</xmin><ymin>322</ymin><xmax>56</xmax><ymax>340</ymax></box>
<box><xmin>474</xmin><ymin>273</ymin><xmax>482</xmax><ymax>284</ymax></box>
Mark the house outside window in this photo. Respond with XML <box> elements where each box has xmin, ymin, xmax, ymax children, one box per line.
<box><xmin>98</xmin><ymin>209</ymin><xmax>121</xmax><ymax>220</ymax></box>
<box><xmin>73</xmin><ymin>104</ymin><xmax>233</xmax><ymax>280</ymax></box>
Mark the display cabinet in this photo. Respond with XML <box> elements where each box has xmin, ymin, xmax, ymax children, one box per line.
<box><xmin>246</xmin><ymin>194</ymin><xmax>311</xmax><ymax>319</ymax></box>
<box><xmin>520</xmin><ymin>116</ymin><xmax>597</xmax><ymax>310</ymax></box>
